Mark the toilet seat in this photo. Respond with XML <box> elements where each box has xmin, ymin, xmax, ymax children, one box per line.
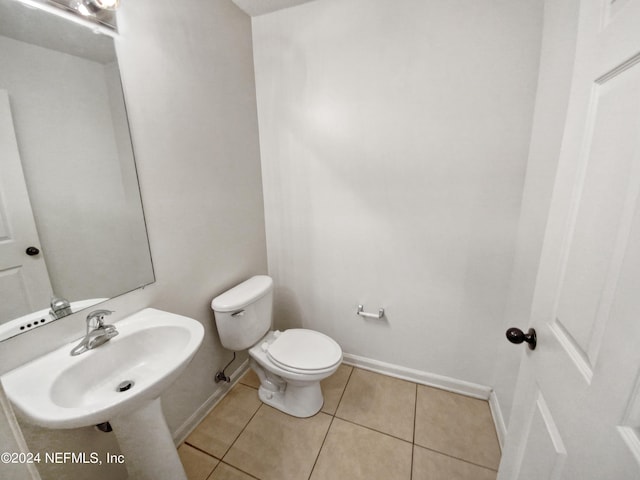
<box><xmin>266</xmin><ymin>329</ymin><xmax>342</xmax><ymax>374</ymax></box>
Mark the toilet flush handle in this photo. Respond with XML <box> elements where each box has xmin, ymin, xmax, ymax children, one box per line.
<box><xmin>231</xmin><ymin>310</ymin><xmax>245</xmax><ymax>317</ymax></box>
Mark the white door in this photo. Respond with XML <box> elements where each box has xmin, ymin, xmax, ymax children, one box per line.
<box><xmin>498</xmin><ymin>0</ymin><xmax>640</xmax><ymax>478</ymax></box>
<box><xmin>0</xmin><ymin>90</ymin><xmax>52</xmax><ymax>321</ymax></box>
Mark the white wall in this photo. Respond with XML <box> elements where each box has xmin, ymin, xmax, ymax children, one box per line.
<box><xmin>0</xmin><ymin>1</ymin><xmax>266</xmax><ymax>479</ymax></box>
<box><xmin>491</xmin><ymin>0</ymin><xmax>581</xmax><ymax>431</ymax></box>
<box><xmin>254</xmin><ymin>0</ymin><xmax>542</xmax><ymax>387</ymax></box>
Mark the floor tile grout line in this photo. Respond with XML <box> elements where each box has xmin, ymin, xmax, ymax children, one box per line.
<box><xmin>414</xmin><ymin>381</ymin><xmax>501</xmax><ymax>473</ymax></box>
<box><xmin>331</xmin><ymin>365</ymin><xmax>355</xmax><ymax>416</ymax></box>
<box><xmin>334</xmin><ymin>415</ymin><xmax>414</xmax><ymax>445</ymax></box>
<box><xmin>410</xmin><ymin>382</ymin><xmax>418</xmax><ymax>480</ymax></box>
<box><xmin>328</xmin><ymin>367</ymin><xmax>499</xmax><ymax>477</ymax></box>
<box><xmin>238</xmin><ymin>380</ymin><xmax>259</xmax><ymax>390</ymax></box>
<box><xmin>307</xmin><ymin>365</ymin><xmax>355</xmax><ymax>480</ymax></box>
<box><xmin>183</xmin><ymin>441</ymin><xmax>219</xmax><ymax>460</ymax></box>
<box><xmin>220</xmin><ymin>402</ymin><xmax>265</xmax><ymax>463</ymax></box>
<box><xmin>216</xmin><ymin>367</ymin><xmax>355</xmax><ymax>478</ymax></box>
<box><xmin>414</xmin><ymin>443</ymin><xmax>499</xmax><ymax>472</ymax></box>
<box><xmin>184</xmin><ymin>385</ymin><xmax>264</xmax><ymax>463</ymax></box>
<box><xmin>206</xmin><ymin>461</ymin><xmax>262</xmax><ymax>480</ymax></box>
<box><xmin>306</xmin><ymin>414</ymin><xmax>336</xmax><ymax>480</ymax></box>
<box><xmin>334</xmin><ymin>366</ymin><xmax>416</xmax><ymax>444</ymax></box>
<box><xmin>344</xmin><ymin>365</ymin><xmax>417</xmax><ymax>478</ymax></box>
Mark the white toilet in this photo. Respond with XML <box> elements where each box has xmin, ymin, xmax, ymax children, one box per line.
<box><xmin>211</xmin><ymin>275</ymin><xmax>342</xmax><ymax>417</ymax></box>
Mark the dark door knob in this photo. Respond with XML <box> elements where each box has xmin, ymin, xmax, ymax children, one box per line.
<box><xmin>506</xmin><ymin>327</ymin><xmax>537</xmax><ymax>350</ymax></box>
<box><xmin>25</xmin><ymin>246</ymin><xmax>40</xmax><ymax>256</ymax></box>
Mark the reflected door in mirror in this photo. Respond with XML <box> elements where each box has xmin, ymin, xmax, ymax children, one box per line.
<box><xmin>0</xmin><ymin>90</ymin><xmax>53</xmax><ymax>320</ymax></box>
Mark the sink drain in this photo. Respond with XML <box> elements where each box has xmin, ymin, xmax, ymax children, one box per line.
<box><xmin>116</xmin><ymin>380</ymin><xmax>134</xmax><ymax>392</ymax></box>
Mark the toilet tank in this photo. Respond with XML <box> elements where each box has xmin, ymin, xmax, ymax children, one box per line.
<box><xmin>211</xmin><ymin>275</ymin><xmax>273</xmax><ymax>351</ymax></box>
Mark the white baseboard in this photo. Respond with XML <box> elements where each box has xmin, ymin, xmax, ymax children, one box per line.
<box><xmin>173</xmin><ymin>359</ymin><xmax>250</xmax><ymax>445</ymax></box>
<box><xmin>489</xmin><ymin>390</ymin><xmax>507</xmax><ymax>449</ymax></box>
<box><xmin>342</xmin><ymin>353</ymin><xmax>492</xmax><ymax>400</ymax></box>
<box><xmin>342</xmin><ymin>353</ymin><xmax>509</xmax><ymax>449</ymax></box>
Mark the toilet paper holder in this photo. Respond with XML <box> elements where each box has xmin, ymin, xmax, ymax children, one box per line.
<box><xmin>357</xmin><ymin>305</ymin><xmax>385</xmax><ymax>319</ymax></box>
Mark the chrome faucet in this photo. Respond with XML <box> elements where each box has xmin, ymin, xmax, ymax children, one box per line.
<box><xmin>70</xmin><ymin>310</ymin><xmax>118</xmax><ymax>356</ymax></box>
<box><xmin>49</xmin><ymin>295</ymin><xmax>72</xmax><ymax>319</ymax></box>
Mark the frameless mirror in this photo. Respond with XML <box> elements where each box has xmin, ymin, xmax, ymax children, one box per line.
<box><xmin>0</xmin><ymin>0</ymin><xmax>154</xmax><ymax>340</ymax></box>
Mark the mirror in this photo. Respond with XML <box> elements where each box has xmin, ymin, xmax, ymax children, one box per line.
<box><xmin>0</xmin><ymin>0</ymin><xmax>154</xmax><ymax>340</ymax></box>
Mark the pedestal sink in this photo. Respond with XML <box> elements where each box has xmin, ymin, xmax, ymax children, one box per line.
<box><xmin>1</xmin><ymin>308</ymin><xmax>205</xmax><ymax>480</ymax></box>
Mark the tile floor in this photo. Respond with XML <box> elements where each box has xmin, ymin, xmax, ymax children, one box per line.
<box><xmin>178</xmin><ymin>365</ymin><xmax>501</xmax><ymax>480</ymax></box>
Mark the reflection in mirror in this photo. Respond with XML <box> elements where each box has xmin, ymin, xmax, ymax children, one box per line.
<box><xmin>0</xmin><ymin>0</ymin><xmax>154</xmax><ymax>340</ymax></box>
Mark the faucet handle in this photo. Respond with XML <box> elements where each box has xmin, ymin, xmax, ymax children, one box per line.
<box><xmin>86</xmin><ymin>309</ymin><xmax>114</xmax><ymax>328</ymax></box>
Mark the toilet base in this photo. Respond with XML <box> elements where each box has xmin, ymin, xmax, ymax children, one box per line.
<box><xmin>250</xmin><ymin>359</ymin><xmax>324</xmax><ymax>417</ymax></box>
<box><xmin>257</xmin><ymin>381</ymin><xmax>323</xmax><ymax>418</ymax></box>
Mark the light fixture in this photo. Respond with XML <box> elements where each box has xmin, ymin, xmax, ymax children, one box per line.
<box><xmin>15</xmin><ymin>0</ymin><xmax>118</xmax><ymax>35</ymax></box>
<box><xmin>71</xmin><ymin>0</ymin><xmax>120</xmax><ymax>16</ymax></box>
<box><xmin>91</xmin><ymin>0</ymin><xmax>119</xmax><ymax>9</ymax></box>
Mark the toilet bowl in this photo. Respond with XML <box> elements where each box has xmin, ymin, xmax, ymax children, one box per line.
<box><xmin>211</xmin><ymin>275</ymin><xmax>342</xmax><ymax>417</ymax></box>
<box><xmin>249</xmin><ymin>329</ymin><xmax>342</xmax><ymax>417</ymax></box>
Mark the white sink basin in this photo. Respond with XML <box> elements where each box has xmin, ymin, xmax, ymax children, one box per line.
<box><xmin>1</xmin><ymin>308</ymin><xmax>204</xmax><ymax>429</ymax></box>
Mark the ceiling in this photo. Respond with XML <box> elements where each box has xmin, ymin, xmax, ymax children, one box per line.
<box><xmin>232</xmin><ymin>0</ymin><xmax>317</xmax><ymax>17</ymax></box>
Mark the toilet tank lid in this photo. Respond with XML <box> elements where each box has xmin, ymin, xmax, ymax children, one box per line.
<box><xmin>211</xmin><ymin>275</ymin><xmax>273</xmax><ymax>312</ymax></box>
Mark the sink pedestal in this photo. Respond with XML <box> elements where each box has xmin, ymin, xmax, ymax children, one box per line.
<box><xmin>110</xmin><ymin>398</ymin><xmax>186</xmax><ymax>480</ymax></box>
